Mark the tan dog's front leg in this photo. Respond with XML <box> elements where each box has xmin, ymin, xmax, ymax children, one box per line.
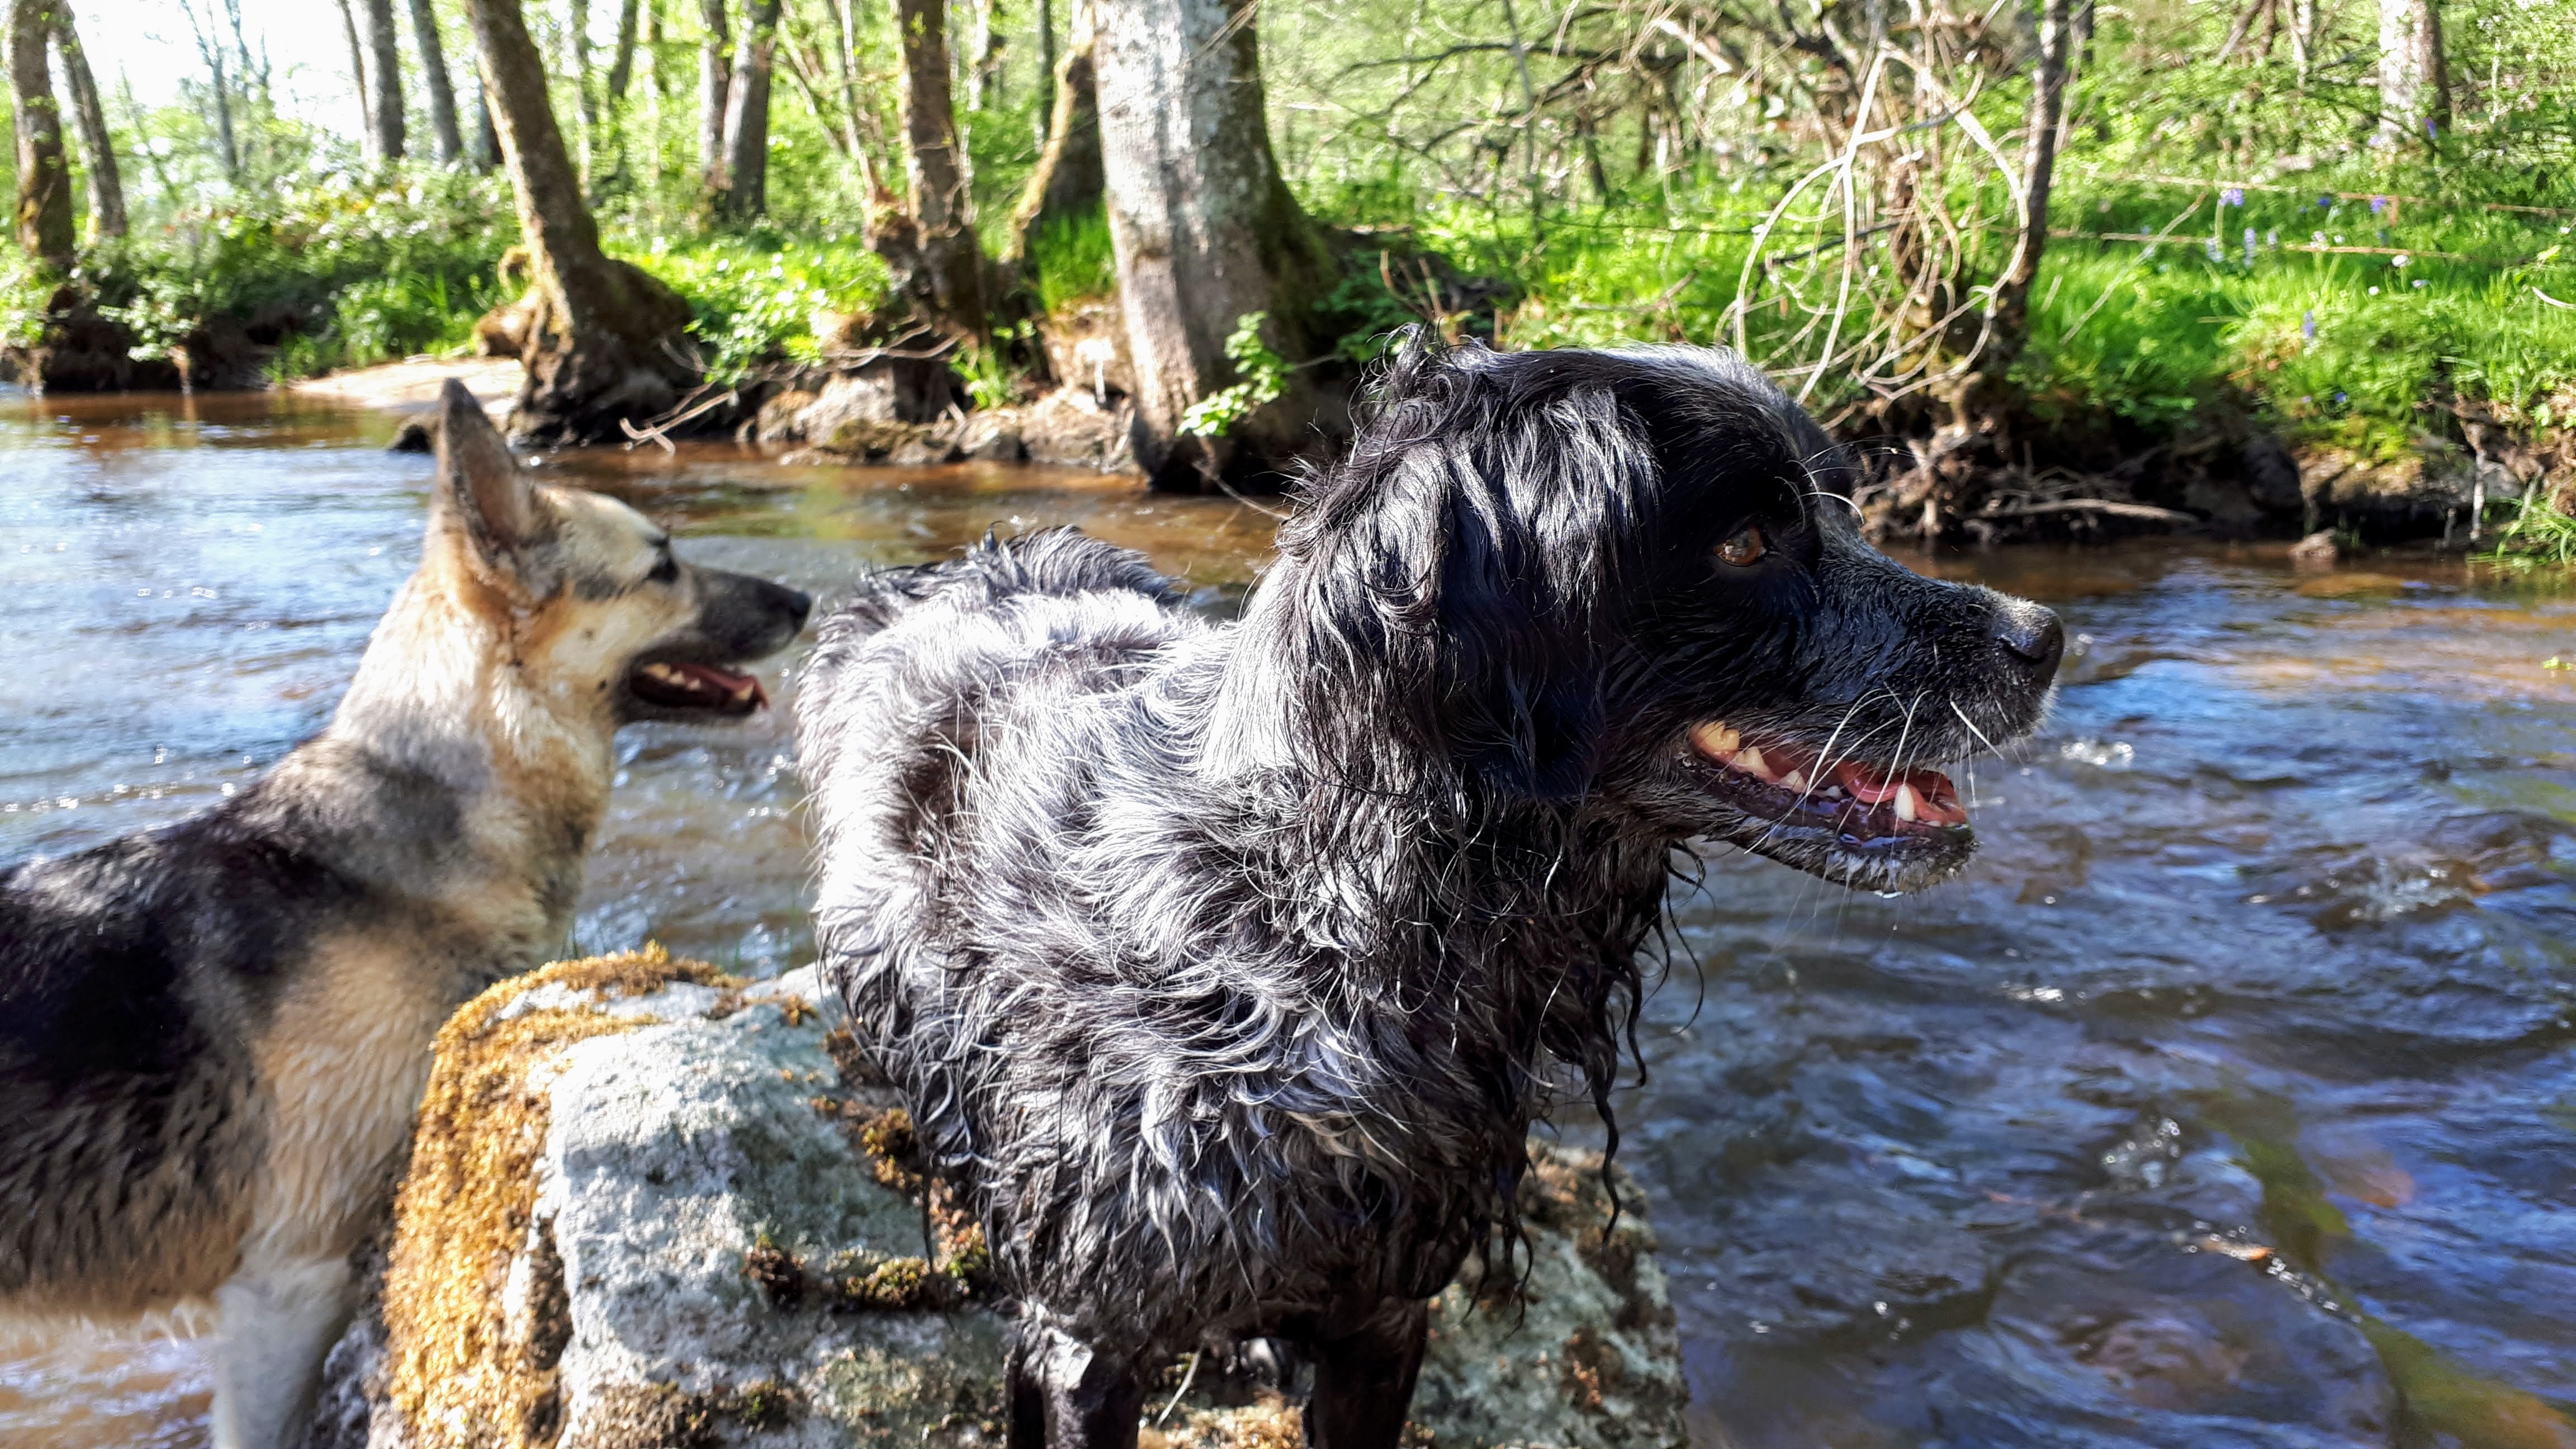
<box><xmin>209</xmin><ymin>1257</ymin><xmax>354</xmax><ymax>1449</ymax></box>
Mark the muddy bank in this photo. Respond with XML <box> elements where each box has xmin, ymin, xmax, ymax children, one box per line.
<box><xmin>287</xmin><ymin>352</ymin><xmax>2571</xmax><ymax>547</ymax></box>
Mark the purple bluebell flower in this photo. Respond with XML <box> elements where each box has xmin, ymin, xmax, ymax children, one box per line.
<box><xmin>2206</xmin><ymin>238</ymin><xmax>2224</xmax><ymax>263</ymax></box>
<box><xmin>2334</xmin><ymin>391</ymin><xmax>2348</xmax><ymax>405</ymax></box>
<box><xmin>2244</xmin><ymin>228</ymin><xmax>2258</xmax><ymax>264</ymax></box>
<box><xmin>2370</xmin><ymin>196</ymin><xmax>2388</xmax><ymax>215</ymax></box>
<box><xmin>2302</xmin><ymin>310</ymin><xmax>2316</xmax><ymax>340</ymax></box>
<box><xmin>2222</xmin><ymin>187</ymin><xmax>2244</xmax><ymax>207</ymax></box>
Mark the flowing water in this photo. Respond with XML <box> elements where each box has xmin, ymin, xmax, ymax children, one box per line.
<box><xmin>1</xmin><ymin>390</ymin><xmax>2570</xmax><ymax>1448</ymax></box>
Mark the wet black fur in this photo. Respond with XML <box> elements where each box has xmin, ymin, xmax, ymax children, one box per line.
<box><xmin>794</xmin><ymin>339</ymin><xmax>2061</xmax><ymax>1448</ymax></box>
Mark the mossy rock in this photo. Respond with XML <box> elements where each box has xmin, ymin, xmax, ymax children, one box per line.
<box><xmin>312</xmin><ymin>951</ymin><xmax>1684</xmax><ymax>1448</ymax></box>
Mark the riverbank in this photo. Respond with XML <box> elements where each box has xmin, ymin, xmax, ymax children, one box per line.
<box><xmin>291</xmin><ymin>356</ymin><xmax>523</xmax><ymax>415</ymax></box>
<box><xmin>287</xmin><ymin>348</ymin><xmax>2564</xmax><ymax>551</ymax></box>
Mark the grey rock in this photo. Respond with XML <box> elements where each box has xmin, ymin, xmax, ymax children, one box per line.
<box><xmin>314</xmin><ymin>953</ymin><xmax>1685</xmax><ymax>1449</ymax></box>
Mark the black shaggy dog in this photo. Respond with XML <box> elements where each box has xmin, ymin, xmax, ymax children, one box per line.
<box><xmin>794</xmin><ymin>340</ymin><xmax>2062</xmax><ymax>1448</ymax></box>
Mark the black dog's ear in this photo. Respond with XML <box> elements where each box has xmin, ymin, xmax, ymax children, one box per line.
<box><xmin>430</xmin><ymin>379</ymin><xmax>556</xmax><ymax>598</ymax></box>
<box><xmin>1274</xmin><ymin>347</ymin><xmax>1659</xmax><ymax>800</ymax></box>
<box><xmin>1429</xmin><ymin>378</ymin><xmax>1658</xmax><ymax>798</ymax></box>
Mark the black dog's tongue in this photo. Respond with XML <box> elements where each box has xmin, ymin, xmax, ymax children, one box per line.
<box><xmin>634</xmin><ymin>661</ymin><xmax>767</xmax><ymax>713</ymax></box>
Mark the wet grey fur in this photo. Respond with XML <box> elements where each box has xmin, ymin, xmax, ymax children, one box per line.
<box><xmin>795</xmin><ymin>339</ymin><xmax>2059</xmax><ymax>1447</ymax></box>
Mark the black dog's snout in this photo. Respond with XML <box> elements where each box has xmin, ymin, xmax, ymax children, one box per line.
<box><xmin>1990</xmin><ymin>602</ymin><xmax>2064</xmax><ymax>682</ymax></box>
<box><xmin>780</xmin><ymin>584</ymin><xmax>815</xmax><ymax>632</ymax></box>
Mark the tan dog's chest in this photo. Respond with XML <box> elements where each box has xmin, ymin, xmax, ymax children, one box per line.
<box><xmin>239</xmin><ymin>929</ymin><xmax>522</xmax><ymax>1271</ymax></box>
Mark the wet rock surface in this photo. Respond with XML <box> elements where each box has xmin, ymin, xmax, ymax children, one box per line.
<box><xmin>311</xmin><ymin>951</ymin><xmax>1684</xmax><ymax>1448</ymax></box>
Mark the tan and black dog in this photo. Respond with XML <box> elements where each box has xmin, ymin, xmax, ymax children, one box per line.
<box><xmin>0</xmin><ymin>381</ymin><xmax>809</xmax><ymax>1447</ymax></box>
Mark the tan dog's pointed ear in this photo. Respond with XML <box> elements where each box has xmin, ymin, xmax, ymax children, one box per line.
<box><xmin>431</xmin><ymin>379</ymin><xmax>552</xmax><ymax>592</ymax></box>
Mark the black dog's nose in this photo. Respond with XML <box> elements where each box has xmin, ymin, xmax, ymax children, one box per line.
<box><xmin>784</xmin><ymin>586</ymin><xmax>815</xmax><ymax>631</ymax></box>
<box><xmin>1991</xmin><ymin>602</ymin><xmax>2064</xmax><ymax>681</ymax></box>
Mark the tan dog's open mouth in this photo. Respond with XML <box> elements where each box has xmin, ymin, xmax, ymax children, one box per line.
<box><xmin>630</xmin><ymin>660</ymin><xmax>768</xmax><ymax>716</ymax></box>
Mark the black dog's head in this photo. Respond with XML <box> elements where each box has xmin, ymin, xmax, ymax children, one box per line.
<box><xmin>1250</xmin><ymin>338</ymin><xmax>2061</xmax><ymax>893</ymax></box>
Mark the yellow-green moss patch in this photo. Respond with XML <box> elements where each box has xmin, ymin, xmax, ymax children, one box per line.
<box><xmin>378</xmin><ymin>945</ymin><xmax>716</xmax><ymax>1449</ymax></box>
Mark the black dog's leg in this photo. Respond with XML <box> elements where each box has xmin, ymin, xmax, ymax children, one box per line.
<box><xmin>1006</xmin><ymin>1328</ymin><xmax>1049</xmax><ymax>1449</ymax></box>
<box><xmin>1009</xmin><ymin>1320</ymin><xmax>1144</xmax><ymax>1449</ymax></box>
<box><xmin>1305</xmin><ymin>1299</ymin><xmax>1430</xmax><ymax>1449</ymax></box>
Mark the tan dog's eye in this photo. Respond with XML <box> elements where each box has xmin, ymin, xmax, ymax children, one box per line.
<box><xmin>1717</xmin><ymin>525</ymin><xmax>1768</xmax><ymax>567</ymax></box>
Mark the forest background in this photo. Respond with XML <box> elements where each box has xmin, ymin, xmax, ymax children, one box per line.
<box><xmin>5</xmin><ymin>0</ymin><xmax>2575</xmax><ymax>542</ymax></box>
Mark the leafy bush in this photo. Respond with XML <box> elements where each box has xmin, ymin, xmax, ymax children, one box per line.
<box><xmin>1178</xmin><ymin>312</ymin><xmax>1289</xmax><ymax>437</ymax></box>
<box><xmin>634</xmin><ymin>234</ymin><xmax>892</xmax><ymax>385</ymax></box>
<box><xmin>82</xmin><ymin>166</ymin><xmax>516</xmax><ymax>376</ymax></box>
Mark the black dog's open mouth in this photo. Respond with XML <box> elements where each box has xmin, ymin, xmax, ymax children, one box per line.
<box><xmin>628</xmin><ymin>660</ymin><xmax>768</xmax><ymax>717</ymax></box>
<box><xmin>1683</xmin><ymin>719</ymin><xmax>1976</xmax><ymax>891</ymax></box>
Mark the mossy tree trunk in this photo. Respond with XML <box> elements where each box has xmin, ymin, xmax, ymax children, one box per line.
<box><xmin>1005</xmin><ymin>0</ymin><xmax>1098</xmax><ymax>268</ymax></box>
<box><xmin>49</xmin><ymin>0</ymin><xmax>119</xmax><ymax>239</ymax></box>
<box><xmin>363</xmin><ymin>0</ymin><xmax>406</xmax><ymax>161</ymax></box>
<box><xmin>2373</xmin><ymin>0</ymin><xmax>2449</xmax><ymax>150</ymax></box>
<box><xmin>879</xmin><ymin>0</ymin><xmax>987</xmax><ymax>339</ymax></box>
<box><xmin>463</xmin><ymin>0</ymin><xmax>698</xmax><ymax>444</ymax></box>
<box><xmin>715</xmin><ymin>0</ymin><xmax>778</xmax><ymax>218</ymax></box>
<box><xmin>9</xmin><ymin>0</ymin><xmax>143</xmax><ymax>392</ymax></box>
<box><xmin>698</xmin><ymin>0</ymin><xmax>730</xmax><ymax>193</ymax></box>
<box><xmin>409</xmin><ymin>0</ymin><xmax>464</xmax><ymax>163</ymax></box>
<box><xmin>1092</xmin><ymin>0</ymin><xmax>1340</xmax><ymax>489</ymax></box>
<box><xmin>11</xmin><ymin>0</ymin><xmax>73</xmax><ymax>270</ymax></box>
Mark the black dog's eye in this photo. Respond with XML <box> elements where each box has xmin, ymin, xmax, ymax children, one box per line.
<box><xmin>1716</xmin><ymin>525</ymin><xmax>1769</xmax><ymax>567</ymax></box>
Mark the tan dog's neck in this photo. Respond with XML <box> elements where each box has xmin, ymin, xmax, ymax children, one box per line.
<box><xmin>321</xmin><ymin>537</ymin><xmax>617</xmax><ymax>929</ymax></box>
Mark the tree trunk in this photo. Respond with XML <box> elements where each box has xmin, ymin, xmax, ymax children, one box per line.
<box><xmin>2374</xmin><ymin>0</ymin><xmax>2449</xmax><ymax>149</ymax></box>
<box><xmin>50</xmin><ymin>1</ymin><xmax>122</xmax><ymax>239</ymax></box>
<box><xmin>1035</xmin><ymin>0</ymin><xmax>1053</xmax><ymax>140</ymax></box>
<box><xmin>883</xmin><ymin>0</ymin><xmax>987</xmax><ymax>337</ymax></box>
<box><xmin>363</xmin><ymin>0</ymin><xmax>405</xmax><ymax>160</ymax></box>
<box><xmin>1901</xmin><ymin>0</ymin><xmax>2074</xmax><ymax>538</ymax></box>
<box><xmin>471</xmin><ymin>79</ymin><xmax>498</xmax><ymax>169</ymax></box>
<box><xmin>7</xmin><ymin>0</ymin><xmax>144</xmax><ymax>393</ymax></box>
<box><xmin>1092</xmin><ymin>0</ymin><xmax>1339</xmax><ymax>488</ymax></box>
<box><xmin>698</xmin><ymin>0</ymin><xmax>730</xmax><ymax>192</ymax></box>
<box><xmin>606</xmin><ymin>0</ymin><xmax>641</xmax><ymax>102</ymax></box>
<box><xmin>337</xmin><ymin>0</ymin><xmax>371</xmax><ymax>131</ymax></box>
<box><xmin>1005</xmin><ymin>0</ymin><xmax>1097</xmax><ymax>266</ymax></box>
<box><xmin>11</xmin><ymin>0</ymin><xmax>74</xmax><ymax>269</ymax></box>
<box><xmin>716</xmin><ymin>0</ymin><xmax>776</xmax><ymax>217</ymax></box>
<box><xmin>410</xmin><ymin>0</ymin><xmax>464</xmax><ymax>162</ymax></box>
<box><xmin>1985</xmin><ymin>0</ymin><xmax>2074</xmax><ymax>378</ymax></box>
<box><xmin>567</xmin><ymin>0</ymin><xmax>602</xmax><ymax>184</ymax></box>
<box><xmin>461</xmin><ymin>0</ymin><xmax>698</xmax><ymax>443</ymax></box>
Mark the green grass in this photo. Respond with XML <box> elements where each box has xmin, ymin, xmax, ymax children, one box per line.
<box><xmin>1027</xmin><ymin>208</ymin><xmax>1117</xmax><ymax>315</ymax></box>
<box><xmin>2479</xmin><ymin>491</ymin><xmax>2576</xmax><ymax>569</ymax></box>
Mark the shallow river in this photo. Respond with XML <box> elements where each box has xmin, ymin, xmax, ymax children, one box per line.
<box><xmin>3</xmin><ymin>390</ymin><xmax>2572</xmax><ymax>1448</ymax></box>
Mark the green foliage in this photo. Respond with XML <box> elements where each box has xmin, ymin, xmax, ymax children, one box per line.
<box><xmin>2478</xmin><ymin>491</ymin><xmax>2576</xmax><ymax>569</ymax></box>
<box><xmin>954</xmin><ymin>321</ymin><xmax>1036</xmax><ymax>410</ymax></box>
<box><xmin>80</xmin><ymin>168</ymin><xmax>515</xmax><ymax>376</ymax></box>
<box><xmin>0</xmin><ymin>248</ymin><xmax>62</xmax><ymax>353</ymax></box>
<box><xmin>632</xmin><ymin>235</ymin><xmax>892</xmax><ymax>386</ymax></box>
<box><xmin>1178</xmin><ymin>313</ymin><xmax>1289</xmax><ymax>438</ymax></box>
<box><xmin>1028</xmin><ymin>209</ymin><xmax>1118</xmax><ymax>315</ymax></box>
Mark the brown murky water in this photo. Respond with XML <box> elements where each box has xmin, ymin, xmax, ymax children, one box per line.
<box><xmin>4</xmin><ymin>391</ymin><xmax>2572</xmax><ymax>1447</ymax></box>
